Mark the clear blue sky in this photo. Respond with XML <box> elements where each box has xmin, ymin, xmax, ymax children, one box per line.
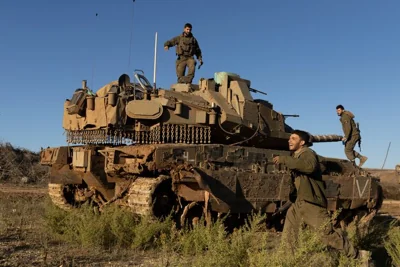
<box><xmin>0</xmin><ymin>0</ymin><xmax>399</xmax><ymax>169</ymax></box>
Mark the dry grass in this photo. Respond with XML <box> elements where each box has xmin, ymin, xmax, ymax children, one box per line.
<box><xmin>44</xmin><ymin>203</ymin><xmax>396</xmax><ymax>267</ymax></box>
<box><xmin>0</xmin><ymin>142</ymin><xmax>49</xmax><ymax>184</ymax></box>
<box><xmin>1</xmin><ymin>188</ymin><xmax>399</xmax><ymax>266</ymax></box>
<box><xmin>45</xmin><ymin>202</ymin><xmax>175</xmax><ymax>252</ymax></box>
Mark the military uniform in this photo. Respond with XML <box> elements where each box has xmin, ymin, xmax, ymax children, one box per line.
<box><xmin>279</xmin><ymin>147</ymin><xmax>358</xmax><ymax>258</ymax></box>
<box><xmin>164</xmin><ymin>33</ymin><xmax>202</xmax><ymax>84</ymax></box>
<box><xmin>339</xmin><ymin>110</ymin><xmax>367</xmax><ymax>165</ymax></box>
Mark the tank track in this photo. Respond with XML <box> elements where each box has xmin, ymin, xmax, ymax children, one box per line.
<box><xmin>48</xmin><ymin>183</ymin><xmax>73</xmax><ymax>211</ymax></box>
<box><xmin>48</xmin><ymin>176</ymin><xmax>171</xmax><ymax>216</ymax></box>
<box><xmin>126</xmin><ymin>176</ymin><xmax>169</xmax><ymax>216</ymax></box>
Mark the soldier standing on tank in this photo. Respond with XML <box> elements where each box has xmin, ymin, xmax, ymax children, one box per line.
<box><xmin>273</xmin><ymin>130</ymin><xmax>371</xmax><ymax>263</ymax></box>
<box><xmin>164</xmin><ymin>23</ymin><xmax>203</xmax><ymax>84</ymax></box>
<box><xmin>336</xmin><ymin>105</ymin><xmax>368</xmax><ymax>167</ymax></box>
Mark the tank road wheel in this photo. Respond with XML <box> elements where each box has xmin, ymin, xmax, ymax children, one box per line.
<box><xmin>48</xmin><ymin>183</ymin><xmax>74</xmax><ymax>211</ymax></box>
<box><xmin>126</xmin><ymin>175</ymin><xmax>176</xmax><ymax>219</ymax></box>
<box><xmin>48</xmin><ymin>183</ymin><xmax>100</xmax><ymax>211</ymax></box>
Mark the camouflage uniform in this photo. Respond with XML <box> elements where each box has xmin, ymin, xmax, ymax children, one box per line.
<box><xmin>339</xmin><ymin>110</ymin><xmax>365</xmax><ymax>163</ymax></box>
<box><xmin>164</xmin><ymin>33</ymin><xmax>202</xmax><ymax>84</ymax></box>
<box><xmin>279</xmin><ymin>147</ymin><xmax>358</xmax><ymax>258</ymax></box>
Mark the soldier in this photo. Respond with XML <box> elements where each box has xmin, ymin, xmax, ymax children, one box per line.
<box><xmin>164</xmin><ymin>23</ymin><xmax>203</xmax><ymax>84</ymax></box>
<box><xmin>336</xmin><ymin>105</ymin><xmax>368</xmax><ymax>167</ymax></box>
<box><xmin>273</xmin><ymin>130</ymin><xmax>371</xmax><ymax>263</ymax></box>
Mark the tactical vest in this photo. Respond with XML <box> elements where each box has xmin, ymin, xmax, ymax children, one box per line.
<box><xmin>176</xmin><ymin>36</ymin><xmax>195</xmax><ymax>57</ymax></box>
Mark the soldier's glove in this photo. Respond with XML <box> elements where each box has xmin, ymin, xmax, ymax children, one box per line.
<box><xmin>198</xmin><ymin>59</ymin><xmax>203</xmax><ymax>69</ymax></box>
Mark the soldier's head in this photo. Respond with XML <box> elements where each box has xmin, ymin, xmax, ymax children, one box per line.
<box><xmin>183</xmin><ymin>23</ymin><xmax>192</xmax><ymax>36</ymax></box>
<box><xmin>288</xmin><ymin>130</ymin><xmax>312</xmax><ymax>151</ymax></box>
<box><xmin>336</xmin><ymin>104</ymin><xmax>345</xmax><ymax>116</ymax></box>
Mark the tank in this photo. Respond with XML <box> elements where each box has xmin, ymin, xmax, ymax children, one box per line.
<box><xmin>40</xmin><ymin>71</ymin><xmax>383</xmax><ymax>229</ymax></box>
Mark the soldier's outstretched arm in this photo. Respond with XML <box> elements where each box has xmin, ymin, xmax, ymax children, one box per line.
<box><xmin>278</xmin><ymin>154</ymin><xmax>318</xmax><ymax>174</ymax></box>
<box><xmin>164</xmin><ymin>36</ymin><xmax>180</xmax><ymax>49</ymax></box>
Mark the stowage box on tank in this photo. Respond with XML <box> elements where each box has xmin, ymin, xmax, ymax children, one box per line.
<box><xmin>40</xmin><ymin>71</ymin><xmax>383</xmax><ymax>229</ymax></box>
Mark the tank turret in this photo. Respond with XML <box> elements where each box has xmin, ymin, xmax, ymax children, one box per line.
<box><xmin>62</xmin><ymin>71</ymin><xmax>343</xmax><ymax>150</ymax></box>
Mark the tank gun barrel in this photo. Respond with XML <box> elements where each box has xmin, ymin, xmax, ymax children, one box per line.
<box><xmin>310</xmin><ymin>134</ymin><xmax>343</xmax><ymax>143</ymax></box>
<box><xmin>283</xmin><ymin>114</ymin><xmax>299</xmax><ymax>118</ymax></box>
<box><xmin>249</xmin><ymin>87</ymin><xmax>267</xmax><ymax>95</ymax></box>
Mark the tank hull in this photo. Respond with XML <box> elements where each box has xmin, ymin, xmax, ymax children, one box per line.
<box><xmin>40</xmin><ymin>143</ymin><xmax>383</xmax><ymax>228</ymax></box>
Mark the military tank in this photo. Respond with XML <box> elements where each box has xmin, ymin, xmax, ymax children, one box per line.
<box><xmin>40</xmin><ymin>71</ymin><xmax>383</xmax><ymax>229</ymax></box>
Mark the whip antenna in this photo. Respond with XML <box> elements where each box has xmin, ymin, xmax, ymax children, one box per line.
<box><xmin>91</xmin><ymin>12</ymin><xmax>99</xmax><ymax>90</ymax></box>
<box><xmin>153</xmin><ymin>31</ymin><xmax>158</xmax><ymax>90</ymax></box>
<box><xmin>381</xmin><ymin>141</ymin><xmax>391</xmax><ymax>169</ymax></box>
<box><xmin>128</xmin><ymin>0</ymin><xmax>136</xmax><ymax>72</ymax></box>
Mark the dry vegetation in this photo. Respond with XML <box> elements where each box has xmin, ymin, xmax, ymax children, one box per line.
<box><xmin>0</xmin><ymin>142</ymin><xmax>49</xmax><ymax>184</ymax></box>
<box><xmin>1</xmin><ymin>143</ymin><xmax>400</xmax><ymax>266</ymax></box>
<box><xmin>1</xmin><ymin>190</ymin><xmax>399</xmax><ymax>267</ymax></box>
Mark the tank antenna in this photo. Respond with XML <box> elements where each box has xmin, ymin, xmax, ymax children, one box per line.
<box><xmin>381</xmin><ymin>141</ymin><xmax>391</xmax><ymax>169</ymax></box>
<box><xmin>91</xmin><ymin>12</ymin><xmax>99</xmax><ymax>90</ymax></box>
<box><xmin>153</xmin><ymin>31</ymin><xmax>158</xmax><ymax>90</ymax></box>
<box><xmin>127</xmin><ymin>0</ymin><xmax>136</xmax><ymax>72</ymax></box>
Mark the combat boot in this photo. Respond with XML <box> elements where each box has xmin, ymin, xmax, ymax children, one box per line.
<box><xmin>359</xmin><ymin>156</ymin><xmax>368</xmax><ymax>167</ymax></box>
<box><xmin>356</xmin><ymin>250</ymin><xmax>375</xmax><ymax>267</ymax></box>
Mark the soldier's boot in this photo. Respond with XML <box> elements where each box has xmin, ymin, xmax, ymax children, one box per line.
<box><xmin>359</xmin><ymin>156</ymin><xmax>368</xmax><ymax>167</ymax></box>
<box><xmin>177</xmin><ymin>76</ymin><xmax>187</xmax><ymax>83</ymax></box>
<box><xmin>356</xmin><ymin>250</ymin><xmax>375</xmax><ymax>267</ymax></box>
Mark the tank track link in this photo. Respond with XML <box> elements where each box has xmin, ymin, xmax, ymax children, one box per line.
<box><xmin>48</xmin><ymin>183</ymin><xmax>73</xmax><ymax>211</ymax></box>
<box><xmin>126</xmin><ymin>176</ymin><xmax>168</xmax><ymax>216</ymax></box>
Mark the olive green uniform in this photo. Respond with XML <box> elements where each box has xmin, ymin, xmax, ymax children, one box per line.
<box><xmin>339</xmin><ymin>111</ymin><xmax>362</xmax><ymax>161</ymax></box>
<box><xmin>164</xmin><ymin>33</ymin><xmax>202</xmax><ymax>84</ymax></box>
<box><xmin>279</xmin><ymin>147</ymin><xmax>357</xmax><ymax>258</ymax></box>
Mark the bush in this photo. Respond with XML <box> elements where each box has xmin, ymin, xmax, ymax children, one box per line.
<box><xmin>384</xmin><ymin>224</ymin><xmax>400</xmax><ymax>266</ymax></box>
<box><xmin>44</xmin><ymin>201</ymin><xmax>387</xmax><ymax>266</ymax></box>
<box><xmin>0</xmin><ymin>141</ymin><xmax>49</xmax><ymax>184</ymax></box>
<box><xmin>44</xmin><ymin>202</ymin><xmax>174</xmax><ymax>250</ymax></box>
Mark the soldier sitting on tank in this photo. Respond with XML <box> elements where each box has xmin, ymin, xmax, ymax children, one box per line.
<box><xmin>336</xmin><ymin>105</ymin><xmax>368</xmax><ymax>167</ymax></box>
<box><xmin>273</xmin><ymin>130</ymin><xmax>372</xmax><ymax>263</ymax></box>
<box><xmin>164</xmin><ymin>23</ymin><xmax>203</xmax><ymax>84</ymax></box>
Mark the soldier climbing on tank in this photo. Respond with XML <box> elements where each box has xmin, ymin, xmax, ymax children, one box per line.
<box><xmin>273</xmin><ymin>130</ymin><xmax>373</xmax><ymax>265</ymax></box>
<box><xmin>164</xmin><ymin>23</ymin><xmax>203</xmax><ymax>84</ymax></box>
<box><xmin>336</xmin><ymin>105</ymin><xmax>368</xmax><ymax>167</ymax></box>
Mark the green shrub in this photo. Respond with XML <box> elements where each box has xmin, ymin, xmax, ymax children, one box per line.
<box><xmin>384</xmin><ymin>224</ymin><xmax>400</xmax><ymax>266</ymax></box>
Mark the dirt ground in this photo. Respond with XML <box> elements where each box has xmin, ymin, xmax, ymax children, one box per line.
<box><xmin>0</xmin><ymin>180</ymin><xmax>399</xmax><ymax>267</ymax></box>
<box><xmin>0</xmin><ymin>184</ymin><xmax>168</xmax><ymax>267</ymax></box>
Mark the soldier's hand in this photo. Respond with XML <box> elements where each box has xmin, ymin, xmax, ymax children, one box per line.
<box><xmin>198</xmin><ymin>59</ymin><xmax>203</xmax><ymax>69</ymax></box>
<box><xmin>273</xmin><ymin>156</ymin><xmax>280</xmax><ymax>164</ymax></box>
<box><xmin>164</xmin><ymin>46</ymin><xmax>169</xmax><ymax>51</ymax></box>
